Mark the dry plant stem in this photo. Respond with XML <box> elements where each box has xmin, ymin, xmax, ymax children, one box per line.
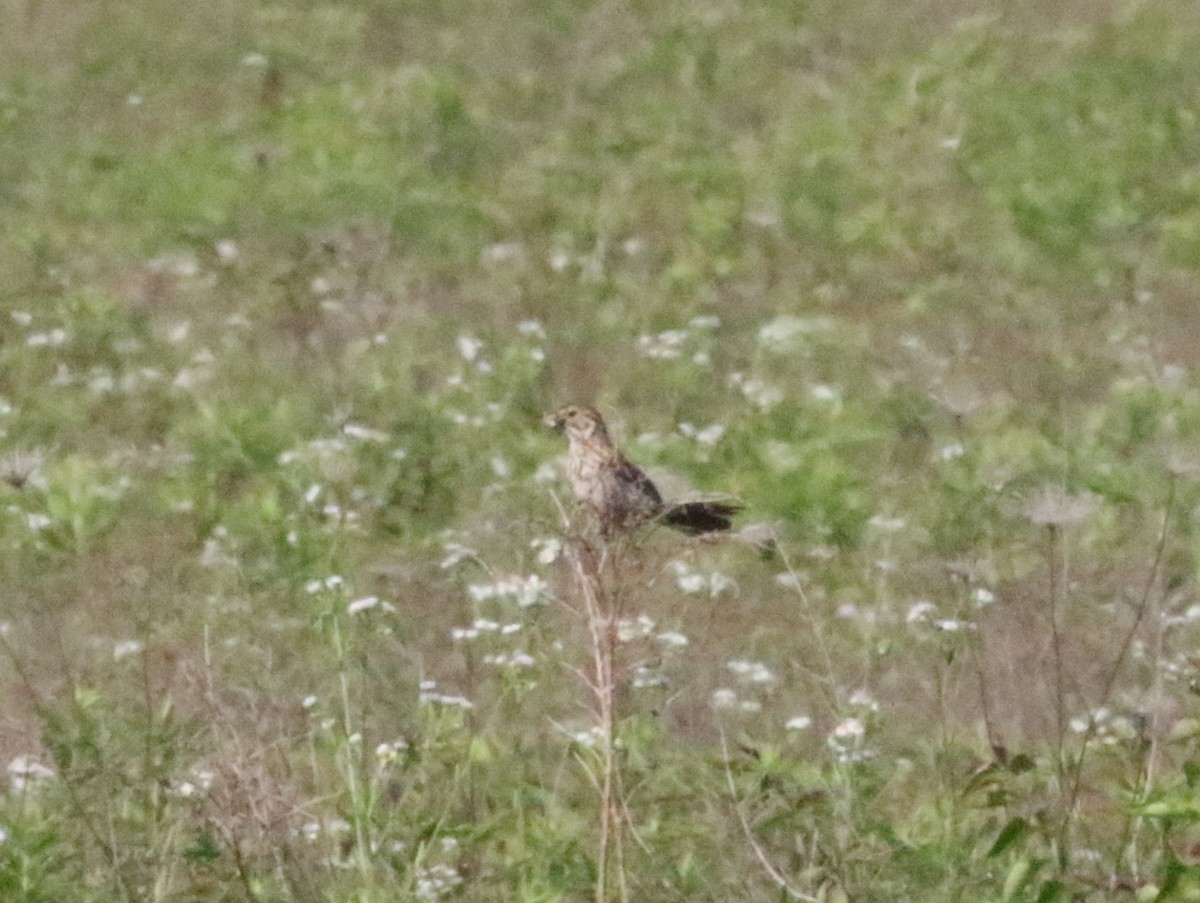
<box><xmin>775</xmin><ymin>544</ymin><xmax>839</xmax><ymax>713</ymax></box>
<box><xmin>1045</xmin><ymin>523</ymin><xmax>1067</xmax><ymax>787</ymax></box>
<box><xmin>568</xmin><ymin>533</ymin><xmax>631</xmax><ymax>903</ymax></box>
<box><xmin>1064</xmin><ymin>476</ymin><xmax>1175</xmax><ymax>862</ymax></box>
<box><xmin>719</xmin><ymin>727</ymin><xmax>818</xmax><ymax>903</ymax></box>
<box><xmin>0</xmin><ymin>629</ymin><xmax>136</xmax><ymax>903</ymax></box>
<box><xmin>330</xmin><ymin>614</ymin><xmax>374</xmax><ymax>884</ymax></box>
<box><xmin>1126</xmin><ymin>581</ymin><xmax>1169</xmax><ymax>885</ymax></box>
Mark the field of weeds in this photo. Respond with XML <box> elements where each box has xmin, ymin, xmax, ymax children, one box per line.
<box><xmin>3</xmin><ymin>0</ymin><xmax>1200</xmax><ymax>900</ymax></box>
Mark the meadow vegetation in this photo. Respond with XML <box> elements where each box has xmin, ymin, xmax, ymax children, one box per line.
<box><xmin>3</xmin><ymin>0</ymin><xmax>1200</xmax><ymax>899</ymax></box>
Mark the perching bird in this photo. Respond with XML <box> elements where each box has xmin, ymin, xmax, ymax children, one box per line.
<box><xmin>544</xmin><ymin>404</ymin><xmax>741</xmax><ymax>536</ymax></box>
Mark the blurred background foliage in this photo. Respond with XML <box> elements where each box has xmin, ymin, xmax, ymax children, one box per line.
<box><xmin>3</xmin><ymin>0</ymin><xmax>1200</xmax><ymax>899</ymax></box>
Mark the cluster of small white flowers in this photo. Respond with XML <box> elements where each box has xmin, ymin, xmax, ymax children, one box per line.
<box><xmin>656</xmin><ymin>630</ymin><xmax>689</xmax><ymax>648</ymax></box>
<box><xmin>444</xmin><ymin>402</ymin><xmax>504</xmax><ymax>427</ymax></box>
<box><xmin>632</xmin><ymin>666</ymin><xmax>667</xmax><ymax>689</ymax></box>
<box><xmin>24</xmin><ymin>513</ymin><xmax>51</xmax><ymax>531</ymax></box>
<box><xmin>558</xmin><ymin>723</ymin><xmax>604</xmax><ymax>747</ymax></box>
<box><xmin>1163</xmin><ymin>604</ymin><xmax>1200</xmax><ymax>627</ymax></box>
<box><xmin>199</xmin><ymin>525</ymin><xmax>237</xmax><ymax>569</ymax></box>
<box><xmin>169</xmin><ymin>767</ymin><xmax>216</xmax><ymax>799</ymax></box>
<box><xmin>517</xmin><ymin>317</ymin><xmax>547</xmax><ymax>339</ymax></box>
<box><xmin>636</xmin><ymin>329</ymin><xmax>689</xmax><ymax>360</ymax></box>
<box><xmin>867</xmin><ymin>514</ymin><xmax>907</xmax><ymax>532</ymax></box>
<box><xmin>848</xmin><ymin>689</ymin><xmax>879</xmax><ymax>711</ymax></box>
<box><xmin>375</xmin><ymin>738</ymin><xmax>409</xmax><ymax>766</ymax></box>
<box><xmin>481</xmin><ymin>241</ymin><xmax>523</xmax><ymax>265</ymax></box>
<box><xmin>835</xmin><ymin>602</ymin><xmax>873</xmax><ymax>624</ymax></box>
<box><xmin>905</xmin><ymin>600</ymin><xmax>973</xmax><ymax>633</ymax></box>
<box><xmin>530</xmin><ymin>536</ymin><xmax>562</xmax><ymax>565</ymax></box>
<box><xmin>939</xmin><ymin>442</ymin><xmax>966</xmax><ymax>461</ymax></box>
<box><xmin>756</xmin><ymin>314</ymin><xmax>834</xmax><ymax>352</ymax></box>
<box><xmin>25</xmin><ymin>328</ymin><xmax>69</xmax><ymax>348</ymax></box>
<box><xmin>439</xmin><ymin>541</ymin><xmax>477</xmax><ymax>569</ymax></box>
<box><xmin>785</xmin><ymin>715</ymin><xmax>813</xmax><ymax>731</ymax></box>
<box><xmin>827</xmin><ymin>714</ymin><xmax>875</xmax><ymax>763</ymax></box>
<box><xmin>172</xmin><ymin>347</ymin><xmax>216</xmax><ymax>391</ymax></box>
<box><xmin>482</xmin><ymin>651</ymin><xmax>536</xmax><ymax>667</ymax></box>
<box><xmin>300</xmin><ymin>818</ymin><xmax>352</xmax><ymax>842</ymax></box>
<box><xmin>727</xmin><ymin>659</ymin><xmax>776</xmax><ymax>685</ymax></box>
<box><xmin>531</xmin><ymin>460</ymin><xmax>559</xmax><ymax>484</ymax></box>
<box><xmin>347</xmin><ymin>595</ymin><xmax>396</xmax><ymax>615</ymax></box>
<box><xmin>973</xmin><ymin>587</ymin><xmax>996</xmax><ymax>606</ymax></box>
<box><xmin>632</xmin><ymin>317</ymin><xmax>716</xmax><ymax>362</ymax></box>
<box><xmin>467</xmin><ymin>574</ymin><xmax>551</xmax><ymax>608</ymax></box>
<box><xmin>775</xmin><ymin>572</ymin><xmax>802</xmax><ymax>591</ymax></box>
<box><xmin>456</xmin><ymin>335</ymin><xmax>484</xmax><ymax>363</ymax></box>
<box><xmin>341</xmin><ymin>423</ymin><xmax>390</xmax><ymax>442</ymax></box>
<box><xmin>112</xmin><ymin>639</ymin><xmax>144</xmax><ymax>661</ymax></box>
<box><xmin>414</xmin><ymin>863</ymin><xmax>463</xmax><ymax>898</ymax></box>
<box><xmin>214</xmin><ymin>239</ymin><xmax>239</xmax><ymax>263</ymax></box>
<box><xmin>805</xmin><ymin>384</ymin><xmax>838</xmax><ymax>404</ymax></box>
<box><xmin>905</xmin><ymin>601</ymin><xmax>936</xmax><ymax>624</ymax></box>
<box><xmin>678</xmin><ymin>421</ymin><xmax>726</xmax><ymax>447</ymax></box>
<box><xmin>711</xmin><ymin>688</ymin><xmax>761</xmax><ymax>713</ymax></box>
<box><xmin>418</xmin><ymin>679</ymin><xmax>473</xmax><ymax>710</ymax></box>
<box><xmin>671</xmin><ymin>560</ymin><xmax>735</xmax><ymax>597</ymax></box>
<box><xmin>832</xmin><ymin>717</ymin><xmax>865</xmax><ymax>740</ymax></box>
<box><xmin>728</xmin><ymin>372</ymin><xmax>784</xmax><ymax>410</ymax></box>
<box><xmin>1067</xmin><ymin>707</ymin><xmax>1147</xmax><ymax>746</ymax></box>
<box><xmin>450</xmin><ymin>618</ymin><xmax>522</xmax><ymax>641</ymax></box>
<box><xmin>8</xmin><ymin>755</ymin><xmax>56</xmax><ymax>792</ymax></box>
<box><xmin>616</xmin><ymin>614</ymin><xmax>656</xmax><ymax>642</ymax></box>
<box><xmin>305</xmin><ymin>574</ymin><xmax>345</xmax><ymax>594</ymax></box>
<box><xmin>0</xmin><ymin>447</ymin><xmax>46</xmax><ymax>489</ymax></box>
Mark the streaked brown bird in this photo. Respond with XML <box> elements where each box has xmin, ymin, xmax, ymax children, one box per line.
<box><xmin>544</xmin><ymin>404</ymin><xmax>741</xmax><ymax>536</ymax></box>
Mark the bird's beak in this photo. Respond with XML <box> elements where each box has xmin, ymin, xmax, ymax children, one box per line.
<box><xmin>543</xmin><ymin>411</ymin><xmax>564</xmax><ymax>430</ymax></box>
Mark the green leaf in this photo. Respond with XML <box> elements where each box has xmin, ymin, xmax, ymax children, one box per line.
<box><xmin>1002</xmin><ymin>858</ymin><xmax>1032</xmax><ymax>900</ymax></box>
<box><xmin>989</xmin><ymin>817</ymin><xmax>1029</xmax><ymax>858</ymax></box>
<box><xmin>1035</xmin><ymin>879</ymin><xmax>1064</xmax><ymax>903</ymax></box>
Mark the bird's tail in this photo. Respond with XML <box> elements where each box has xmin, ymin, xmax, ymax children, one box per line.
<box><xmin>661</xmin><ymin>500</ymin><xmax>742</xmax><ymax>535</ymax></box>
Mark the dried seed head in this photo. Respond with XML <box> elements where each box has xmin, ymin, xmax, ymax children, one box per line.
<box><xmin>1024</xmin><ymin>487</ymin><xmax>1099</xmax><ymax>528</ymax></box>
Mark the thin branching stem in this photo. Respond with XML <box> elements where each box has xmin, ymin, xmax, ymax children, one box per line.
<box><xmin>567</xmin><ymin>530</ymin><xmax>631</xmax><ymax>903</ymax></box>
<box><xmin>1063</xmin><ymin>475</ymin><xmax>1176</xmax><ymax>863</ymax></box>
<box><xmin>1046</xmin><ymin>523</ymin><xmax>1066</xmax><ymax>786</ymax></box>
<box><xmin>719</xmin><ymin>727</ymin><xmax>818</xmax><ymax>903</ymax></box>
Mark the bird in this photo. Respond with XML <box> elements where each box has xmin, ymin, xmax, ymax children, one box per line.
<box><xmin>543</xmin><ymin>404</ymin><xmax>741</xmax><ymax>536</ymax></box>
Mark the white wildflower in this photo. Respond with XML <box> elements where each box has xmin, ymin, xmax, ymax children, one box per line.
<box><xmin>214</xmin><ymin>239</ymin><xmax>239</xmax><ymax>263</ymax></box>
<box><xmin>347</xmin><ymin>596</ymin><xmax>379</xmax><ymax>615</ymax></box>
<box><xmin>456</xmin><ymin>335</ymin><xmax>483</xmax><ymax>362</ymax></box>
<box><xmin>113</xmin><ymin>640</ymin><xmax>143</xmax><ymax>661</ymax></box>
<box><xmin>636</xmin><ymin>330</ymin><xmax>688</xmax><ymax>360</ymax></box>
<box><xmin>8</xmin><ymin>755</ymin><xmax>56</xmax><ymax>792</ymax></box>
<box><xmin>711</xmin><ymin>688</ymin><xmax>738</xmax><ymax>710</ymax></box>
<box><xmin>848</xmin><ymin>689</ymin><xmax>878</xmax><ymax>710</ymax></box>
<box><xmin>973</xmin><ymin>587</ymin><xmax>996</xmax><ymax>606</ymax></box>
<box><xmin>832</xmin><ymin>718</ymin><xmax>865</xmax><ymax>740</ymax></box>
<box><xmin>906</xmin><ymin>601</ymin><xmax>936</xmax><ymax>624</ymax></box>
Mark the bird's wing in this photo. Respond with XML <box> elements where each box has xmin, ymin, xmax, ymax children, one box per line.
<box><xmin>614</xmin><ymin>454</ymin><xmax>663</xmax><ymax>507</ymax></box>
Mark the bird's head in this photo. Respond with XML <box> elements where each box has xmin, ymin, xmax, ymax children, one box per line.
<box><xmin>543</xmin><ymin>404</ymin><xmax>608</xmax><ymax>442</ymax></box>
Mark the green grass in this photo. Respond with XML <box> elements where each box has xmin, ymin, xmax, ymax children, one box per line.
<box><xmin>4</xmin><ymin>0</ymin><xmax>1200</xmax><ymax>899</ymax></box>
